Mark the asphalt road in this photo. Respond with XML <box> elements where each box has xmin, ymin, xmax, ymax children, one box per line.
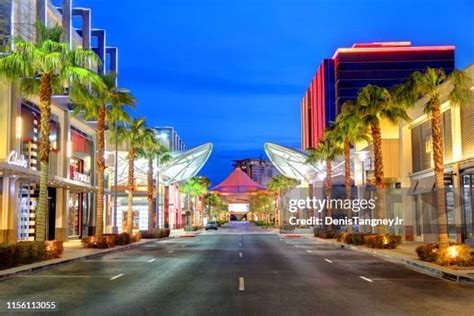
<box><xmin>0</xmin><ymin>222</ymin><xmax>473</xmax><ymax>316</ymax></box>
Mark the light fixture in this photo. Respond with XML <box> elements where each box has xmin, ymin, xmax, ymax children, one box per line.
<box><xmin>16</xmin><ymin>116</ymin><xmax>22</xmax><ymax>140</ymax></box>
<box><xmin>67</xmin><ymin>140</ymin><xmax>72</xmax><ymax>158</ymax></box>
<box><xmin>355</xmin><ymin>150</ymin><xmax>370</xmax><ymax>162</ymax></box>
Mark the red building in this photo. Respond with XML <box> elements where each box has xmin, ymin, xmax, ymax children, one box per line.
<box><xmin>301</xmin><ymin>42</ymin><xmax>455</xmax><ymax>149</ymax></box>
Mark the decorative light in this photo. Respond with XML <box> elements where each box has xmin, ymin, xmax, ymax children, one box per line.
<box><xmin>355</xmin><ymin>150</ymin><xmax>370</xmax><ymax>162</ymax></box>
<box><xmin>16</xmin><ymin>116</ymin><xmax>22</xmax><ymax>140</ymax></box>
<box><xmin>447</xmin><ymin>245</ymin><xmax>460</xmax><ymax>259</ymax></box>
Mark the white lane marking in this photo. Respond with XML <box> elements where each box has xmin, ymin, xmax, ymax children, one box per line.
<box><xmin>239</xmin><ymin>252</ymin><xmax>243</xmax><ymax>258</ymax></box>
<box><xmin>147</xmin><ymin>259</ymin><xmax>156</xmax><ymax>263</ymax></box>
<box><xmin>84</xmin><ymin>259</ymin><xmax>148</xmax><ymax>262</ymax></box>
<box><xmin>306</xmin><ymin>250</ymin><xmax>312</xmax><ymax>253</ymax></box>
<box><xmin>294</xmin><ymin>245</ymin><xmax>299</xmax><ymax>248</ymax></box>
<box><xmin>182</xmin><ymin>245</ymin><xmax>186</xmax><ymax>248</ymax></box>
<box><xmin>239</xmin><ymin>243</ymin><xmax>242</xmax><ymax>247</ymax></box>
<box><xmin>324</xmin><ymin>259</ymin><xmax>333</xmax><ymax>263</ymax></box>
<box><xmin>239</xmin><ymin>277</ymin><xmax>245</xmax><ymax>291</ymax></box>
<box><xmin>19</xmin><ymin>275</ymin><xmax>111</xmax><ymax>278</ymax></box>
<box><xmin>360</xmin><ymin>276</ymin><xmax>374</xmax><ymax>283</ymax></box>
<box><xmin>110</xmin><ymin>273</ymin><xmax>124</xmax><ymax>280</ymax></box>
<box><xmin>168</xmin><ymin>250</ymin><xmax>174</xmax><ymax>253</ymax></box>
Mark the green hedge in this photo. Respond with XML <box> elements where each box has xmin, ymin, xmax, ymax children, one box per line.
<box><xmin>0</xmin><ymin>240</ymin><xmax>64</xmax><ymax>270</ymax></box>
<box><xmin>140</xmin><ymin>229</ymin><xmax>171</xmax><ymax>239</ymax></box>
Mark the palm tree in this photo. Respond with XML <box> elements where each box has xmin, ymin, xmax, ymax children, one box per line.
<box><xmin>267</xmin><ymin>175</ymin><xmax>299</xmax><ymax>226</ymax></box>
<box><xmin>306</xmin><ymin>132</ymin><xmax>343</xmax><ymax>231</ymax></box>
<box><xmin>117</xmin><ymin>117</ymin><xmax>148</xmax><ymax>234</ymax></box>
<box><xmin>332</xmin><ymin>101</ymin><xmax>369</xmax><ymax>232</ymax></box>
<box><xmin>179</xmin><ymin>176</ymin><xmax>209</xmax><ymax>226</ymax></box>
<box><xmin>354</xmin><ymin>84</ymin><xmax>410</xmax><ymax>234</ymax></box>
<box><xmin>0</xmin><ymin>22</ymin><xmax>101</xmax><ymax>241</ymax></box>
<box><xmin>71</xmin><ymin>73</ymin><xmax>135</xmax><ymax>236</ymax></box>
<box><xmin>403</xmin><ymin>68</ymin><xmax>472</xmax><ymax>247</ymax></box>
<box><xmin>136</xmin><ymin>129</ymin><xmax>172</xmax><ymax>231</ymax></box>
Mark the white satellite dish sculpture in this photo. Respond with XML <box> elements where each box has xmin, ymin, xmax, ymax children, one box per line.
<box><xmin>159</xmin><ymin>143</ymin><xmax>213</xmax><ymax>185</ymax></box>
<box><xmin>264</xmin><ymin>142</ymin><xmax>323</xmax><ymax>182</ymax></box>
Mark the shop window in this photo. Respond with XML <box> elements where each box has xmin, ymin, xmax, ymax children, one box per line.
<box><xmin>411</xmin><ymin>110</ymin><xmax>452</xmax><ymax>173</ymax></box>
<box><xmin>461</xmin><ymin>100</ymin><xmax>474</xmax><ymax>156</ymax></box>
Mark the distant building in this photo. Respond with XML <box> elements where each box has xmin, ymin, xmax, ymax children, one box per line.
<box><xmin>153</xmin><ymin>127</ymin><xmax>186</xmax><ymax>151</ymax></box>
<box><xmin>232</xmin><ymin>158</ymin><xmax>279</xmax><ymax>187</ymax></box>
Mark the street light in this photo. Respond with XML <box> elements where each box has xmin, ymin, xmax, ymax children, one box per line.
<box><xmin>355</xmin><ymin>150</ymin><xmax>369</xmax><ymax>187</ymax></box>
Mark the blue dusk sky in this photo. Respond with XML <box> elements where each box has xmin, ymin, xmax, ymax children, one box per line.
<box><xmin>74</xmin><ymin>0</ymin><xmax>474</xmax><ymax>185</ymax></box>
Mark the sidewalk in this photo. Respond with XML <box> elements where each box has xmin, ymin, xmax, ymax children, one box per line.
<box><xmin>0</xmin><ymin>238</ymin><xmax>159</xmax><ymax>281</ymax></box>
<box><xmin>306</xmin><ymin>235</ymin><xmax>474</xmax><ymax>284</ymax></box>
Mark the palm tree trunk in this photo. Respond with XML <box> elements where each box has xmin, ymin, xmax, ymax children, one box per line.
<box><xmin>36</xmin><ymin>73</ymin><xmax>52</xmax><ymax>241</ymax></box>
<box><xmin>344</xmin><ymin>138</ymin><xmax>353</xmax><ymax>233</ymax></box>
<box><xmin>326</xmin><ymin>159</ymin><xmax>332</xmax><ymax>231</ymax></box>
<box><xmin>126</xmin><ymin>146</ymin><xmax>135</xmax><ymax>234</ymax></box>
<box><xmin>147</xmin><ymin>158</ymin><xmax>154</xmax><ymax>232</ymax></box>
<box><xmin>95</xmin><ymin>105</ymin><xmax>106</xmax><ymax>236</ymax></box>
<box><xmin>371</xmin><ymin>121</ymin><xmax>386</xmax><ymax>234</ymax></box>
<box><xmin>187</xmin><ymin>194</ymin><xmax>191</xmax><ymax>226</ymax></box>
<box><xmin>431</xmin><ymin>100</ymin><xmax>449</xmax><ymax>248</ymax></box>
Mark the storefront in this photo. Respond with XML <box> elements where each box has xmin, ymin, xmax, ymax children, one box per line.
<box><xmin>67</xmin><ymin>126</ymin><xmax>94</xmax><ymax>238</ymax></box>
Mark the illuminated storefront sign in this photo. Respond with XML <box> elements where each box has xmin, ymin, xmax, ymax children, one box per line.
<box><xmin>7</xmin><ymin>151</ymin><xmax>28</xmax><ymax>168</ymax></box>
<box><xmin>70</xmin><ymin>169</ymin><xmax>91</xmax><ymax>184</ymax></box>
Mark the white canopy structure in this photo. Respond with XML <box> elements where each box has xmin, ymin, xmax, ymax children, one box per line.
<box><xmin>264</xmin><ymin>143</ymin><xmax>320</xmax><ymax>182</ymax></box>
<box><xmin>264</xmin><ymin>142</ymin><xmax>351</xmax><ymax>183</ymax></box>
<box><xmin>160</xmin><ymin>143</ymin><xmax>213</xmax><ymax>185</ymax></box>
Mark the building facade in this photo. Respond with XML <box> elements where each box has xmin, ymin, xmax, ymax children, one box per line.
<box><xmin>0</xmin><ymin>0</ymin><xmax>118</xmax><ymax>243</ymax></box>
<box><xmin>232</xmin><ymin>158</ymin><xmax>279</xmax><ymax>187</ymax></box>
<box><xmin>301</xmin><ymin>42</ymin><xmax>455</xmax><ymax>149</ymax></box>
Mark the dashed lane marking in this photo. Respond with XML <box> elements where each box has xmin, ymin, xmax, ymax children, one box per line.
<box><xmin>324</xmin><ymin>259</ymin><xmax>333</xmax><ymax>263</ymax></box>
<box><xmin>359</xmin><ymin>276</ymin><xmax>374</xmax><ymax>283</ymax></box>
<box><xmin>110</xmin><ymin>273</ymin><xmax>124</xmax><ymax>280</ymax></box>
<box><xmin>147</xmin><ymin>259</ymin><xmax>156</xmax><ymax>263</ymax></box>
<box><xmin>239</xmin><ymin>277</ymin><xmax>245</xmax><ymax>291</ymax></box>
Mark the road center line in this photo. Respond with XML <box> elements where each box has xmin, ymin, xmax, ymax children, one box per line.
<box><xmin>360</xmin><ymin>276</ymin><xmax>374</xmax><ymax>283</ymax></box>
<box><xmin>239</xmin><ymin>252</ymin><xmax>243</xmax><ymax>257</ymax></box>
<box><xmin>239</xmin><ymin>277</ymin><xmax>245</xmax><ymax>291</ymax></box>
<box><xmin>239</xmin><ymin>243</ymin><xmax>242</xmax><ymax>247</ymax></box>
<box><xmin>168</xmin><ymin>250</ymin><xmax>174</xmax><ymax>253</ymax></box>
<box><xmin>147</xmin><ymin>259</ymin><xmax>156</xmax><ymax>263</ymax></box>
<box><xmin>324</xmin><ymin>258</ymin><xmax>333</xmax><ymax>263</ymax></box>
<box><xmin>306</xmin><ymin>250</ymin><xmax>312</xmax><ymax>253</ymax></box>
<box><xmin>110</xmin><ymin>273</ymin><xmax>124</xmax><ymax>280</ymax></box>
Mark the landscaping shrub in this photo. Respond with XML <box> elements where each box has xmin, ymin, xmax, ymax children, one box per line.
<box><xmin>351</xmin><ymin>233</ymin><xmax>366</xmax><ymax>245</ymax></box>
<box><xmin>163</xmin><ymin>228</ymin><xmax>171</xmax><ymax>237</ymax></box>
<box><xmin>343</xmin><ymin>233</ymin><xmax>354</xmax><ymax>244</ymax></box>
<box><xmin>0</xmin><ymin>244</ymin><xmax>15</xmax><ymax>269</ymax></box>
<box><xmin>313</xmin><ymin>227</ymin><xmax>321</xmax><ymax>237</ymax></box>
<box><xmin>44</xmin><ymin>240</ymin><xmax>64</xmax><ymax>259</ymax></box>
<box><xmin>115</xmin><ymin>232</ymin><xmax>131</xmax><ymax>245</ymax></box>
<box><xmin>131</xmin><ymin>232</ymin><xmax>142</xmax><ymax>242</ymax></box>
<box><xmin>415</xmin><ymin>243</ymin><xmax>439</xmax><ymax>262</ymax></box>
<box><xmin>82</xmin><ymin>235</ymin><xmax>115</xmax><ymax>249</ymax></box>
<box><xmin>0</xmin><ymin>240</ymin><xmax>63</xmax><ymax>270</ymax></box>
<box><xmin>363</xmin><ymin>234</ymin><xmax>378</xmax><ymax>245</ymax></box>
<box><xmin>318</xmin><ymin>229</ymin><xmax>335</xmax><ymax>239</ymax></box>
<box><xmin>336</xmin><ymin>231</ymin><xmax>348</xmax><ymax>242</ymax></box>
<box><xmin>184</xmin><ymin>225</ymin><xmax>198</xmax><ymax>232</ymax></box>
<box><xmin>366</xmin><ymin>235</ymin><xmax>402</xmax><ymax>249</ymax></box>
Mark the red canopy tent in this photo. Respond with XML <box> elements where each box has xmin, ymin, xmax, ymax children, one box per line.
<box><xmin>211</xmin><ymin>167</ymin><xmax>266</xmax><ymax>195</ymax></box>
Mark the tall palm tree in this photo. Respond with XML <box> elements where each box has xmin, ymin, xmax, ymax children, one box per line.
<box><xmin>71</xmin><ymin>73</ymin><xmax>135</xmax><ymax>236</ymax></box>
<box><xmin>354</xmin><ymin>84</ymin><xmax>410</xmax><ymax>234</ymax></box>
<box><xmin>306</xmin><ymin>132</ymin><xmax>343</xmax><ymax>231</ymax></box>
<box><xmin>267</xmin><ymin>175</ymin><xmax>299</xmax><ymax>226</ymax></box>
<box><xmin>332</xmin><ymin>101</ymin><xmax>369</xmax><ymax>232</ymax></box>
<box><xmin>0</xmin><ymin>22</ymin><xmax>101</xmax><ymax>241</ymax></box>
<box><xmin>117</xmin><ymin>117</ymin><xmax>148</xmax><ymax>234</ymax></box>
<box><xmin>403</xmin><ymin>68</ymin><xmax>472</xmax><ymax>247</ymax></box>
<box><xmin>179</xmin><ymin>176</ymin><xmax>209</xmax><ymax>226</ymax></box>
<box><xmin>136</xmin><ymin>129</ymin><xmax>171</xmax><ymax>231</ymax></box>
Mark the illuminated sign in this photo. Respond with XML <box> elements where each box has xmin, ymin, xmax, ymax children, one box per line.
<box><xmin>7</xmin><ymin>151</ymin><xmax>28</xmax><ymax>168</ymax></box>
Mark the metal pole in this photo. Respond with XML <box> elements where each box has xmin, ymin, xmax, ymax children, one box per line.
<box><xmin>112</xmin><ymin>120</ymin><xmax>119</xmax><ymax>233</ymax></box>
<box><xmin>155</xmin><ymin>156</ymin><xmax>160</xmax><ymax>229</ymax></box>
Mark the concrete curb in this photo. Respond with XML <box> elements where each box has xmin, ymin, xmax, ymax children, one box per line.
<box><xmin>295</xmin><ymin>234</ymin><xmax>474</xmax><ymax>285</ymax></box>
<box><xmin>0</xmin><ymin>238</ymin><xmax>165</xmax><ymax>282</ymax></box>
